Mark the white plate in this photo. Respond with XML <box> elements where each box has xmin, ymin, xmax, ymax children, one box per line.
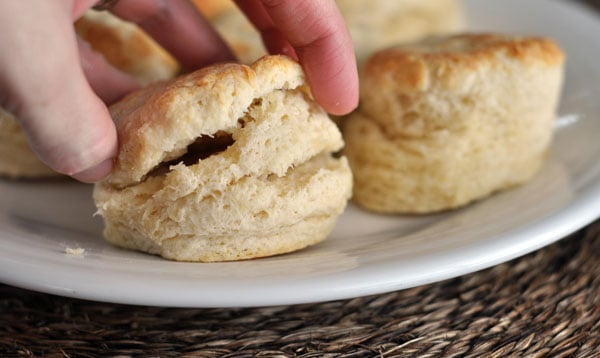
<box><xmin>2</xmin><ymin>0</ymin><xmax>600</xmax><ymax>308</ymax></box>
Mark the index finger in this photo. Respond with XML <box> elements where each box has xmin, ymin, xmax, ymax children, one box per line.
<box><xmin>236</xmin><ymin>0</ymin><xmax>358</xmax><ymax>115</ymax></box>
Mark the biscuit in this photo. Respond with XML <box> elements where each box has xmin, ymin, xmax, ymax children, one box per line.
<box><xmin>343</xmin><ymin>34</ymin><xmax>565</xmax><ymax>213</ymax></box>
<box><xmin>75</xmin><ymin>10</ymin><xmax>180</xmax><ymax>85</ymax></box>
<box><xmin>338</xmin><ymin>0</ymin><xmax>464</xmax><ymax>63</ymax></box>
<box><xmin>93</xmin><ymin>55</ymin><xmax>353</xmax><ymax>262</ymax></box>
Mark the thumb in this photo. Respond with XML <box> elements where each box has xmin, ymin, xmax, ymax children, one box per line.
<box><xmin>0</xmin><ymin>1</ymin><xmax>117</xmax><ymax>182</ymax></box>
<box><xmin>19</xmin><ymin>89</ymin><xmax>118</xmax><ymax>183</ymax></box>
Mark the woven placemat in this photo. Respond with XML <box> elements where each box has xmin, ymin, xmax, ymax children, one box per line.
<box><xmin>1</xmin><ymin>220</ymin><xmax>599</xmax><ymax>357</ymax></box>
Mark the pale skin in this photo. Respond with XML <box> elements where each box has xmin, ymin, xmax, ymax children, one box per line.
<box><xmin>0</xmin><ymin>0</ymin><xmax>358</xmax><ymax>182</ymax></box>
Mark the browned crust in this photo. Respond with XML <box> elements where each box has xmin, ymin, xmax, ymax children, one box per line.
<box><xmin>191</xmin><ymin>0</ymin><xmax>235</xmax><ymax>18</ymax></box>
<box><xmin>362</xmin><ymin>34</ymin><xmax>565</xmax><ymax>93</ymax></box>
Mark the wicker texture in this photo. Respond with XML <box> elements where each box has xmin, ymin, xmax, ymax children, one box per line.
<box><xmin>2</xmin><ymin>220</ymin><xmax>600</xmax><ymax>357</ymax></box>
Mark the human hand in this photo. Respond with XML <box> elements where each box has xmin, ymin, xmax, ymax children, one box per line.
<box><xmin>0</xmin><ymin>0</ymin><xmax>358</xmax><ymax>183</ymax></box>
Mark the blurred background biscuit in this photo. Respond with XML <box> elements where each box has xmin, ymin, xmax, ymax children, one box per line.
<box><xmin>344</xmin><ymin>34</ymin><xmax>565</xmax><ymax>213</ymax></box>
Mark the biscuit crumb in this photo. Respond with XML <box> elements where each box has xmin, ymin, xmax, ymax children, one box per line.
<box><xmin>65</xmin><ymin>247</ymin><xmax>85</xmax><ymax>256</ymax></box>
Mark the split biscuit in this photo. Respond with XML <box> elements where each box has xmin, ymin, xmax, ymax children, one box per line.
<box><xmin>93</xmin><ymin>55</ymin><xmax>353</xmax><ymax>262</ymax></box>
<box><xmin>344</xmin><ymin>34</ymin><xmax>565</xmax><ymax>213</ymax></box>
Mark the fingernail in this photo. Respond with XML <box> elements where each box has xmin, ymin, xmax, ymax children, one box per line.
<box><xmin>71</xmin><ymin>158</ymin><xmax>114</xmax><ymax>183</ymax></box>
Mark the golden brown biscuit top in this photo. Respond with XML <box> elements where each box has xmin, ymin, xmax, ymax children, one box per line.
<box><xmin>361</xmin><ymin>34</ymin><xmax>565</xmax><ymax>92</ymax></box>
